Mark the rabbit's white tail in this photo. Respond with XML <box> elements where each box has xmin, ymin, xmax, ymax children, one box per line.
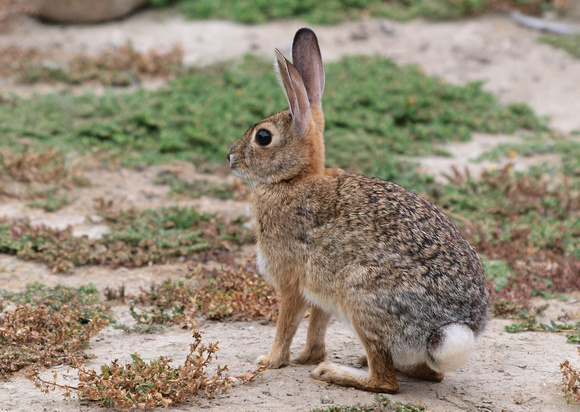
<box><xmin>427</xmin><ymin>324</ymin><xmax>474</xmax><ymax>373</ymax></box>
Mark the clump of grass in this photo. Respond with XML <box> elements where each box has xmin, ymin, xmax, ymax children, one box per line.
<box><xmin>505</xmin><ymin>314</ymin><xmax>579</xmax><ymax>342</ymax></box>
<box><xmin>0</xmin><ymin>55</ymin><xmax>546</xmax><ymax>177</ymax></box>
<box><xmin>112</xmin><ymin>323</ymin><xmax>165</xmax><ymax>334</ymax></box>
<box><xmin>26</xmin><ymin>192</ymin><xmax>74</xmax><ymax>212</ymax></box>
<box><xmin>33</xmin><ymin>331</ymin><xmax>265</xmax><ymax>409</ymax></box>
<box><xmin>539</xmin><ymin>34</ymin><xmax>580</xmax><ymax>59</ymax></box>
<box><xmin>561</xmin><ymin>347</ymin><xmax>580</xmax><ymax>404</ymax></box>
<box><xmin>0</xmin><ymin>283</ymin><xmax>109</xmax><ymax>379</ymax></box>
<box><xmin>0</xmin><ymin>42</ymin><xmax>184</xmax><ymax>86</ymax></box>
<box><xmin>311</xmin><ymin>394</ymin><xmax>427</xmax><ymax>411</ymax></box>
<box><xmin>0</xmin><ymin>206</ymin><xmax>251</xmax><ymax>273</ymax></box>
<box><xmin>129</xmin><ymin>263</ymin><xmax>279</xmax><ymax>330</ymax></box>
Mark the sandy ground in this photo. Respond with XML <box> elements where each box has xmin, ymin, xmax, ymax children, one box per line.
<box><xmin>1</xmin><ymin>9</ymin><xmax>580</xmax><ymax>412</ymax></box>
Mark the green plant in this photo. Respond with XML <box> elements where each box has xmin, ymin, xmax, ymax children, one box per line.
<box><xmin>505</xmin><ymin>310</ymin><xmax>579</xmax><ymax>340</ymax></box>
<box><xmin>149</xmin><ymin>0</ymin><xmax>544</xmax><ymax>24</ymax></box>
<box><xmin>26</xmin><ymin>192</ymin><xmax>74</xmax><ymax>212</ymax></box>
<box><xmin>0</xmin><ymin>206</ymin><xmax>251</xmax><ymax>273</ymax></box>
<box><xmin>539</xmin><ymin>34</ymin><xmax>580</xmax><ymax>59</ymax></box>
<box><xmin>311</xmin><ymin>394</ymin><xmax>427</xmax><ymax>411</ymax></box>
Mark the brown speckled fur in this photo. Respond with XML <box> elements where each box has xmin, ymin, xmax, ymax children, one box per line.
<box><xmin>227</xmin><ymin>28</ymin><xmax>488</xmax><ymax>393</ymax></box>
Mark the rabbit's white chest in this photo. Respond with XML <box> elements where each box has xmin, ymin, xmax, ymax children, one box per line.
<box><xmin>301</xmin><ymin>288</ymin><xmax>344</xmax><ymax>319</ymax></box>
<box><xmin>256</xmin><ymin>246</ymin><xmax>267</xmax><ymax>277</ymax></box>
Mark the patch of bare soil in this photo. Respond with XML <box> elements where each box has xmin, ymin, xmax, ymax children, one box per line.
<box><xmin>1</xmin><ymin>10</ymin><xmax>580</xmax><ymax>412</ymax></box>
<box><xmin>0</xmin><ymin>307</ymin><xmax>579</xmax><ymax>412</ymax></box>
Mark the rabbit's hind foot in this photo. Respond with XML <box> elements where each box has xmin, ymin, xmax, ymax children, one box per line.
<box><xmin>311</xmin><ymin>361</ymin><xmax>400</xmax><ymax>393</ymax></box>
<box><xmin>400</xmin><ymin>363</ymin><xmax>444</xmax><ymax>382</ymax></box>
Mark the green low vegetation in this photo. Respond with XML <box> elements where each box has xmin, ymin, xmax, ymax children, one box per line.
<box><xmin>149</xmin><ymin>0</ymin><xmax>545</xmax><ymax>24</ymax></box>
<box><xmin>311</xmin><ymin>394</ymin><xmax>427</xmax><ymax>411</ymax></box>
<box><xmin>0</xmin><ymin>55</ymin><xmax>546</xmax><ymax>187</ymax></box>
<box><xmin>1</xmin><ymin>54</ymin><xmax>577</xmax><ymax>302</ymax></box>
<box><xmin>0</xmin><ymin>206</ymin><xmax>251</xmax><ymax>272</ymax></box>
<box><xmin>539</xmin><ymin>34</ymin><xmax>580</xmax><ymax>59</ymax></box>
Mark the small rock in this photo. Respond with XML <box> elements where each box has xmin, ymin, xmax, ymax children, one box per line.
<box><xmin>379</xmin><ymin>19</ymin><xmax>395</xmax><ymax>35</ymax></box>
<box><xmin>321</xmin><ymin>395</ymin><xmax>334</xmax><ymax>404</ymax></box>
<box><xmin>350</xmin><ymin>25</ymin><xmax>368</xmax><ymax>41</ymax></box>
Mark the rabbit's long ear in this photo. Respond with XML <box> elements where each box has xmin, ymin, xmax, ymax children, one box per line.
<box><xmin>292</xmin><ymin>28</ymin><xmax>325</xmax><ymax>107</ymax></box>
<box><xmin>275</xmin><ymin>48</ymin><xmax>310</xmax><ymax>136</ymax></box>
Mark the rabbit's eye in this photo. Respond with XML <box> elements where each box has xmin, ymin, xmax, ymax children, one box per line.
<box><xmin>256</xmin><ymin>129</ymin><xmax>272</xmax><ymax>146</ymax></box>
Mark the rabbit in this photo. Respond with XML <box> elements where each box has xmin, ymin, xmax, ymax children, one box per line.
<box><xmin>226</xmin><ymin>27</ymin><xmax>488</xmax><ymax>393</ymax></box>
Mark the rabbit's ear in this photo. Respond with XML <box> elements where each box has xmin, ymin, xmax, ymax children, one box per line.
<box><xmin>275</xmin><ymin>48</ymin><xmax>310</xmax><ymax>136</ymax></box>
<box><xmin>292</xmin><ymin>28</ymin><xmax>325</xmax><ymax>107</ymax></box>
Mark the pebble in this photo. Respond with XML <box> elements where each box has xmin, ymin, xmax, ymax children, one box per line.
<box><xmin>321</xmin><ymin>395</ymin><xmax>334</xmax><ymax>404</ymax></box>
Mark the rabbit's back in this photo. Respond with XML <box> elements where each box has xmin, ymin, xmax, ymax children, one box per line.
<box><xmin>297</xmin><ymin>174</ymin><xmax>488</xmax><ymax>349</ymax></box>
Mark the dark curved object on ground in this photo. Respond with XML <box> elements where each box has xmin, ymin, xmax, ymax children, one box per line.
<box><xmin>35</xmin><ymin>0</ymin><xmax>147</xmax><ymax>24</ymax></box>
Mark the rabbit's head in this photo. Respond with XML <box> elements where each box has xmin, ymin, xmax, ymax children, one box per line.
<box><xmin>227</xmin><ymin>28</ymin><xmax>326</xmax><ymax>184</ymax></box>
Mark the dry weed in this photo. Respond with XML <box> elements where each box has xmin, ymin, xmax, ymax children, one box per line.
<box><xmin>0</xmin><ymin>42</ymin><xmax>183</xmax><ymax>86</ymax></box>
<box><xmin>0</xmin><ymin>285</ymin><xmax>109</xmax><ymax>379</ymax></box>
<box><xmin>561</xmin><ymin>347</ymin><xmax>580</xmax><ymax>404</ymax></box>
<box><xmin>32</xmin><ymin>331</ymin><xmax>265</xmax><ymax>409</ymax></box>
<box><xmin>131</xmin><ymin>263</ymin><xmax>279</xmax><ymax>328</ymax></box>
<box><xmin>0</xmin><ymin>148</ymin><xmax>87</xmax><ymax>201</ymax></box>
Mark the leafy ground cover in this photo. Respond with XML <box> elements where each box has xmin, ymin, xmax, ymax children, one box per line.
<box><xmin>311</xmin><ymin>394</ymin><xmax>427</xmax><ymax>411</ymax></box>
<box><xmin>0</xmin><ymin>55</ymin><xmax>546</xmax><ymax>180</ymax></box>
<box><xmin>126</xmin><ymin>263</ymin><xmax>279</xmax><ymax>330</ymax></box>
<box><xmin>539</xmin><ymin>34</ymin><xmax>580</xmax><ymax>59</ymax></box>
<box><xmin>149</xmin><ymin>0</ymin><xmax>547</xmax><ymax>24</ymax></box>
<box><xmin>0</xmin><ymin>283</ymin><xmax>109</xmax><ymax>379</ymax></box>
<box><xmin>154</xmin><ymin>170</ymin><xmax>251</xmax><ymax>201</ymax></box>
<box><xmin>0</xmin><ymin>42</ymin><xmax>183</xmax><ymax>86</ymax></box>
<box><xmin>0</xmin><ymin>147</ymin><xmax>88</xmax><ymax>201</ymax></box>
<box><xmin>0</xmin><ymin>205</ymin><xmax>251</xmax><ymax>272</ymax></box>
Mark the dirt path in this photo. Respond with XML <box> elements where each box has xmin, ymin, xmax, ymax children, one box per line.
<box><xmin>1</xmin><ymin>9</ymin><xmax>580</xmax><ymax>412</ymax></box>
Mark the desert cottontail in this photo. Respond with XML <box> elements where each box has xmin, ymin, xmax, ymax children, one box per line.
<box><xmin>227</xmin><ymin>28</ymin><xmax>488</xmax><ymax>393</ymax></box>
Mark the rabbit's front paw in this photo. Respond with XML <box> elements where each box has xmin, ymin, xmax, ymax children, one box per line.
<box><xmin>294</xmin><ymin>346</ymin><xmax>327</xmax><ymax>365</ymax></box>
<box><xmin>256</xmin><ymin>352</ymin><xmax>290</xmax><ymax>369</ymax></box>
